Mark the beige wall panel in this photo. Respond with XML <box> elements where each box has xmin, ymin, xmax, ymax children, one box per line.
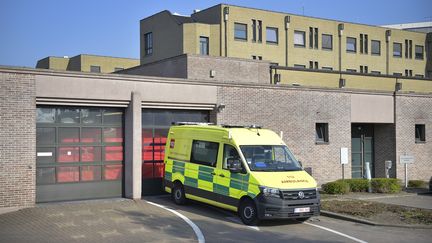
<box><xmin>351</xmin><ymin>94</ymin><xmax>394</xmax><ymax>123</ymax></box>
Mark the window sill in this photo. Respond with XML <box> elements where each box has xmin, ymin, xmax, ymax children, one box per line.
<box><xmin>315</xmin><ymin>141</ymin><xmax>329</xmax><ymax>145</ymax></box>
<box><xmin>322</xmin><ymin>48</ymin><xmax>333</xmax><ymax>51</ymax></box>
<box><xmin>294</xmin><ymin>45</ymin><xmax>306</xmax><ymax>48</ymax></box>
<box><xmin>371</xmin><ymin>53</ymin><xmax>381</xmax><ymax>56</ymax></box>
<box><xmin>266</xmin><ymin>41</ymin><xmax>278</xmax><ymax>45</ymax></box>
<box><xmin>234</xmin><ymin>38</ymin><xmax>248</xmax><ymax>42</ymax></box>
<box><xmin>393</xmin><ymin>55</ymin><xmax>402</xmax><ymax>58</ymax></box>
<box><xmin>346</xmin><ymin>50</ymin><xmax>357</xmax><ymax>54</ymax></box>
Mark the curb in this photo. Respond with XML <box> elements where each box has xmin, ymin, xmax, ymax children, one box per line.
<box><xmin>321</xmin><ymin>210</ymin><xmax>432</xmax><ymax>229</ymax></box>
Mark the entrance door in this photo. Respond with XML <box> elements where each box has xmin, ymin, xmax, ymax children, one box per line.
<box><xmin>351</xmin><ymin>124</ymin><xmax>374</xmax><ymax>178</ymax></box>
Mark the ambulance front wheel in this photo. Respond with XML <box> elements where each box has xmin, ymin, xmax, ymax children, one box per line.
<box><xmin>239</xmin><ymin>199</ymin><xmax>259</xmax><ymax>225</ymax></box>
<box><xmin>172</xmin><ymin>182</ymin><xmax>186</xmax><ymax>205</ymax></box>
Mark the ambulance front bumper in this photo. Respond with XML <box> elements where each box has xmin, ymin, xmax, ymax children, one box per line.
<box><xmin>254</xmin><ymin>192</ymin><xmax>320</xmax><ymax>219</ymax></box>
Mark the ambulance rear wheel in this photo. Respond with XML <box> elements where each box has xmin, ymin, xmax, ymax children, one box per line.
<box><xmin>239</xmin><ymin>199</ymin><xmax>259</xmax><ymax>225</ymax></box>
<box><xmin>172</xmin><ymin>183</ymin><xmax>186</xmax><ymax>205</ymax></box>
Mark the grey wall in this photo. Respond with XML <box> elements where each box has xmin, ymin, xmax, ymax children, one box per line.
<box><xmin>119</xmin><ymin>55</ymin><xmax>188</xmax><ymax>79</ymax></box>
<box><xmin>0</xmin><ymin>71</ymin><xmax>36</xmax><ymax>207</ymax></box>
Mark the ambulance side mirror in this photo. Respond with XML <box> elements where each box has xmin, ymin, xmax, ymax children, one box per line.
<box><xmin>228</xmin><ymin>158</ymin><xmax>242</xmax><ymax>173</ymax></box>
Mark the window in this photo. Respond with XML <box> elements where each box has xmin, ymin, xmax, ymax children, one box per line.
<box><xmin>371</xmin><ymin>40</ymin><xmax>380</xmax><ymax>55</ymax></box>
<box><xmin>199</xmin><ymin>36</ymin><xmax>209</xmax><ymax>55</ymax></box>
<box><xmin>144</xmin><ymin>32</ymin><xmax>153</xmax><ymax>56</ymax></box>
<box><xmin>346</xmin><ymin>37</ymin><xmax>356</xmax><ymax>52</ymax></box>
<box><xmin>393</xmin><ymin>43</ymin><xmax>402</xmax><ymax>57</ymax></box>
<box><xmin>252</xmin><ymin>55</ymin><xmax>256</xmax><ymax>60</ymax></box>
<box><xmin>309</xmin><ymin>27</ymin><xmax>313</xmax><ymax>48</ymax></box>
<box><xmin>294</xmin><ymin>64</ymin><xmax>306</xmax><ymax>68</ymax></box>
<box><xmin>258</xmin><ymin>20</ymin><xmax>262</xmax><ymax>42</ymax></box>
<box><xmin>90</xmin><ymin>65</ymin><xmax>101</xmax><ymax>73</ymax></box>
<box><xmin>393</xmin><ymin>72</ymin><xmax>402</xmax><ymax>76</ymax></box>
<box><xmin>405</xmin><ymin>69</ymin><xmax>412</xmax><ymax>77</ymax></box>
<box><xmin>322</xmin><ymin>66</ymin><xmax>333</xmax><ymax>71</ymax></box>
<box><xmin>405</xmin><ymin>40</ymin><xmax>413</xmax><ymax>59</ymax></box>
<box><xmin>314</xmin><ymin>28</ymin><xmax>318</xmax><ymax>49</ymax></box>
<box><xmin>258</xmin><ymin>56</ymin><xmax>262</xmax><ymax>60</ymax></box>
<box><xmin>360</xmin><ymin>65</ymin><xmax>368</xmax><ymax>73</ymax></box>
<box><xmin>266</xmin><ymin>27</ymin><xmax>278</xmax><ymax>44</ymax></box>
<box><xmin>309</xmin><ymin>61</ymin><xmax>318</xmax><ymax>69</ymax></box>
<box><xmin>191</xmin><ymin>140</ymin><xmax>219</xmax><ymax>167</ymax></box>
<box><xmin>294</xmin><ymin>31</ymin><xmax>305</xmax><ymax>47</ymax></box>
<box><xmin>114</xmin><ymin>67</ymin><xmax>123</xmax><ymax>72</ymax></box>
<box><xmin>415</xmin><ymin>45</ymin><xmax>424</xmax><ymax>60</ymax></box>
<box><xmin>316</xmin><ymin>123</ymin><xmax>329</xmax><ymax>143</ymax></box>
<box><xmin>234</xmin><ymin>23</ymin><xmax>247</xmax><ymax>40</ymax></box>
<box><xmin>371</xmin><ymin>71</ymin><xmax>381</xmax><ymax>75</ymax></box>
<box><xmin>223</xmin><ymin>144</ymin><xmax>242</xmax><ymax>170</ymax></box>
<box><xmin>415</xmin><ymin>124</ymin><xmax>426</xmax><ymax>143</ymax></box>
<box><xmin>322</xmin><ymin>34</ymin><xmax>332</xmax><ymax>50</ymax></box>
<box><xmin>346</xmin><ymin>69</ymin><xmax>357</xmax><ymax>72</ymax></box>
<box><xmin>252</xmin><ymin>20</ymin><xmax>256</xmax><ymax>42</ymax></box>
<box><xmin>359</xmin><ymin>34</ymin><xmax>368</xmax><ymax>54</ymax></box>
<box><xmin>309</xmin><ymin>61</ymin><xmax>313</xmax><ymax>69</ymax></box>
<box><xmin>415</xmin><ymin>74</ymin><xmax>424</xmax><ymax>78</ymax></box>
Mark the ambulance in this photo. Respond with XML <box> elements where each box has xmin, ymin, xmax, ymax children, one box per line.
<box><xmin>163</xmin><ymin>123</ymin><xmax>320</xmax><ymax>225</ymax></box>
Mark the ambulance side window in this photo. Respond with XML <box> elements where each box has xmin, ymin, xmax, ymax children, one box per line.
<box><xmin>223</xmin><ymin>144</ymin><xmax>242</xmax><ymax>171</ymax></box>
<box><xmin>191</xmin><ymin>140</ymin><xmax>219</xmax><ymax>167</ymax></box>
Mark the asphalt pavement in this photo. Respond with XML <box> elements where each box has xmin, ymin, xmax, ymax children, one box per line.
<box><xmin>0</xmin><ymin>194</ymin><xmax>431</xmax><ymax>243</ymax></box>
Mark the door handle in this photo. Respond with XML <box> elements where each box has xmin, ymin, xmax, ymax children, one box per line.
<box><xmin>219</xmin><ymin>174</ymin><xmax>225</xmax><ymax>178</ymax></box>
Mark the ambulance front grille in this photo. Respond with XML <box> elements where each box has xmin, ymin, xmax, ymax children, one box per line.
<box><xmin>281</xmin><ymin>189</ymin><xmax>317</xmax><ymax>200</ymax></box>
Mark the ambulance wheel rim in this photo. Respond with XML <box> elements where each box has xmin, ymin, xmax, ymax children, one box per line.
<box><xmin>175</xmin><ymin>189</ymin><xmax>182</xmax><ymax>200</ymax></box>
<box><xmin>243</xmin><ymin>206</ymin><xmax>254</xmax><ymax>219</ymax></box>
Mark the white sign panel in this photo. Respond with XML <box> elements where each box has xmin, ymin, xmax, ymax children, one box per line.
<box><xmin>340</xmin><ymin>147</ymin><xmax>349</xmax><ymax>165</ymax></box>
<box><xmin>37</xmin><ymin>152</ymin><xmax>53</xmax><ymax>157</ymax></box>
<box><xmin>400</xmin><ymin>155</ymin><xmax>414</xmax><ymax>164</ymax></box>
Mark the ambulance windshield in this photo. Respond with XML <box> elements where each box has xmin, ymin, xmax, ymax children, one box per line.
<box><xmin>240</xmin><ymin>145</ymin><xmax>302</xmax><ymax>172</ymax></box>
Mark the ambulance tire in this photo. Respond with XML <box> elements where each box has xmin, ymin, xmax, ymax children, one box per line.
<box><xmin>172</xmin><ymin>182</ymin><xmax>187</xmax><ymax>205</ymax></box>
<box><xmin>239</xmin><ymin>199</ymin><xmax>259</xmax><ymax>225</ymax></box>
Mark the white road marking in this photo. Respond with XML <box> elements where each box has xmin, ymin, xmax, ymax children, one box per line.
<box><xmin>145</xmin><ymin>200</ymin><xmax>205</xmax><ymax>243</ymax></box>
<box><xmin>304</xmin><ymin>222</ymin><xmax>368</xmax><ymax>243</ymax></box>
<box><xmin>225</xmin><ymin>216</ymin><xmax>260</xmax><ymax>231</ymax></box>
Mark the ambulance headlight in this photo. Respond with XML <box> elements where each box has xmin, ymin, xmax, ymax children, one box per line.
<box><xmin>260</xmin><ymin>186</ymin><xmax>281</xmax><ymax>198</ymax></box>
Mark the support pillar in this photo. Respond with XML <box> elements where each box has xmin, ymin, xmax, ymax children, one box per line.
<box><xmin>125</xmin><ymin>91</ymin><xmax>142</xmax><ymax>199</ymax></box>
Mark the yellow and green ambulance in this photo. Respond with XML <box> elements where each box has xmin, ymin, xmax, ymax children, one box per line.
<box><xmin>163</xmin><ymin>123</ymin><xmax>320</xmax><ymax>225</ymax></box>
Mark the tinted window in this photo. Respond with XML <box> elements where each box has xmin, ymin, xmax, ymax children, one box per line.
<box><xmin>294</xmin><ymin>31</ymin><xmax>305</xmax><ymax>47</ymax></box>
<box><xmin>191</xmin><ymin>140</ymin><xmax>219</xmax><ymax>167</ymax></box>
<box><xmin>346</xmin><ymin>37</ymin><xmax>356</xmax><ymax>52</ymax></box>
<box><xmin>415</xmin><ymin>45</ymin><xmax>424</xmax><ymax>59</ymax></box>
<box><xmin>393</xmin><ymin>43</ymin><xmax>402</xmax><ymax>57</ymax></box>
<box><xmin>223</xmin><ymin>144</ymin><xmax>241</xmax><ymax>170</ymax></box>
<box><xmin>322</xmin><ymin>34</ymin><xmax>332</xmax><ymax>50</ymax></box>
<box><xmin>266</xmin><ymin>27</ymin><xmax>278</xmax><ymax>44</ymax></box>
<box><xmin>371</xmin><ymin>40</ymin><xmax>380</xmax><ymax>55</ymax></box>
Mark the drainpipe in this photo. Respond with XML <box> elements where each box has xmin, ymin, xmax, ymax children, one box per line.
<box><xmin>338</xmin><ymin>23</ymin><xmax>344</xmax><ymax>78</ymax></box>
<box><xmin>223</xmin><ymin>7</ymin><xmax>229</xmax><ymax>57</ymax></box>
<box><xmin>285</xmin><ymin>16</ymin><xmax>290</xmax><ymax>66</ymax></box>
<box><xmin>386</xmin><ymin>30</ymin><xmax>391</xmax><ymax>75</ymax></box>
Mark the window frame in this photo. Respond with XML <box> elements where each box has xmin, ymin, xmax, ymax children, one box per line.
<box><xmin>321</xmin><ymin>34</ymin><xmax>333</xmax><ymax>50</ymax></box>
<box><xmin>266</xmin><ymin>27</ymin><xmax>279</xmax><ymax>44</ymax></box>
<box><xmin>222</xmin><ymin>144</ymin><xmax>245</xmax><ymax>173</ymax></box>
<box><xmin>415</xmin><ymin>45</ymin><xmax>424</xmax><ymax>60</ymax></box>
<box><xmin>393</xmin><ymin>42</ymin><xmax>402</xmax><ymax>57</ymax></box>
<box><xmin>294</xmin><ymin>30</ymin><xmax>306</xmax><ymax>47</ymax></box>
<box><xmin>415</xmin><ymin>124</ymin><xmax>426</xmax><ymax>143</ymax></box>
<box><xmin>346</xmin><ymin>37</ymin><xmax>357</xmax><ymax>53</ymax></box>
<box><xmin>315</xmin><ymin>123</ymin><xmax>329</xmax><ymax>144</ymax></box>
<box><xmin>371</xmin><ymin>40</ymin><xmax>381</xmax><ymax>55</ymax></box>
<box><xmin>199</xmin><ymin>36</ymin><xmax>209</xmax><ymax>55</ymax></box>
<box><xmin>144</xmin><ymin>32</ymin><xmax>153</xmax><ymax>56</ymax></box>
<box><xmin>234</xmin><ymin>22</ymin><xmax>248</xmax><ymax>41</ymax></box>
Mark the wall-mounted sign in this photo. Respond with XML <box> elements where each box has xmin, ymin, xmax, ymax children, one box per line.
<box><xmin>37</xmin><ymin>152</ymin><xmax>53</xmax><ymax>157</ymax></box>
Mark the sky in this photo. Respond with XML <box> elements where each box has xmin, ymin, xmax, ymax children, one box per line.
<box><xmin>0</xmin><ymin>0</ymin><xmax>431</xmax><ymax>68</ymax></box>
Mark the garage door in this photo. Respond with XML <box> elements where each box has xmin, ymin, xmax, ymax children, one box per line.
<box><xmin>36</xmin><ymin>106</ymin><xmax>124</xmax><ymax>202</ymax></box>
<box><xmin>142</xmin><ymin>109</ymin><xmax>209</xmax><ymax>195</ymax></box>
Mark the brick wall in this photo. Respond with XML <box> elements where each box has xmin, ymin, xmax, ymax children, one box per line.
<box><xmin>374</xmin><ymin>124</ymin><xmax>396</xmax><ymax>178</ymax></box>
<box><xmin>395</xmin><ymin>94</ymin><xmax>432</xmax><ymax>182</ymax></box>
<box><xmin>0</xmin><ymin>72</ymin><xmax>36</xmax><ymax>207</ymax></box>
<box><xmin>217</xmin><ymin>85</ymin><xmax>352</xmax><ymax>185</ymax></box>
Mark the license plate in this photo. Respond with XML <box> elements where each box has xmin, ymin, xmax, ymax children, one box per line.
<box><xmin>294</xmin><ymin>207</ymin><xmax>310</xmax><ymax>213</ymax></box>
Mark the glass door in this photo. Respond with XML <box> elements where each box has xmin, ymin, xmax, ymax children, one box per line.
<box><xmin>351</xmin><ymin>124</ymin><xmax>374</xmax><ymax>178</ymax></box>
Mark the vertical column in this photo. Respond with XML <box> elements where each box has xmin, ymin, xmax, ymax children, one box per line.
<box><xmin>125</xmin><ymin>91</ymin><xmax>142</xmax><ymax>199</ymax></box>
